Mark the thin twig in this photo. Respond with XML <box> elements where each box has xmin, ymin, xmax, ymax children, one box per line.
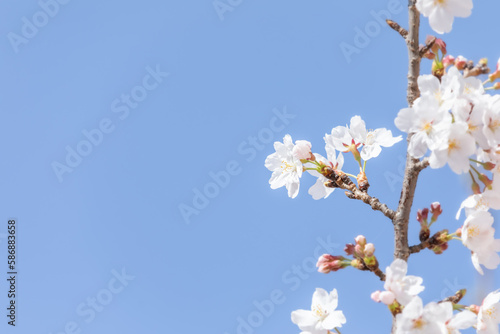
<box><xmin>323</xmin><ymin>168</ymin><xmax>396</xmax><ymax>220</ymax></box>
<box><xmin>386</xmin><ymin>19</ymin><xmax>408</xmax><ymax>39</ymax></box>
<box><xmin>440</xmin><ymin>289</ymin><xmax>466</xmax><ymax>304</ymax></box>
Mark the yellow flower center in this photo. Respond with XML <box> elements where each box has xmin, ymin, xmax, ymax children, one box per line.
<box><xmin>412</xmin><ymin>317</ymin><xmax>425</xmax><ymax>329</ymax></box>
<box><xmin>448</xmin><ymin>139</ymin><xmax>459</xmax><ymax>153</ymax></box>
<box><xmin>467</xmin><ymin>225</ymin><xmax>480</xmax><ymax>238</ymax></box>
<box><xmin>434</xmin><ymin>0</ymin><xmax>447</xmax><ymax>6</ymax></box>
<box><xmin>489</xmin><ymin>119</ymin><xmax>500</xmax><ymax>133</ymax></box>
<box><xmin>280</xmin><ymin>160</ymin><xmax>295</xmax><ymax>174</ymax></box>
<box><xmin>423</xmin><ymin>122</ymin><xmax>433</xmax><ymax>134</ymax></box>
<box><xmin>485</xmin><ymin>306</ymin><xmax>498</xmax><ymax>320</ymax></box>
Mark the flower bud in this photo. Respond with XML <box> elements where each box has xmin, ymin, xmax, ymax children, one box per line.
<box><xmin>364</xmin><ymin>243</ymin><xmax>375</xmax><ymax>257</ymax></box>
<box><xmin>434</xmin><ymin>38</ymin><xmax>447</xmax><ymax>55</ymax></box>
<box><xmin>472</xmin><ymin>178</ymin><xmax>481</xmax><ymax>194</ymax></box>
<box><xmin>379</xmin><ymin>291</ymin><xmax>396</xmax><ymax>305</ymax></box>
<box><xmin>443</xmin><ymin>55</ymin><xmax>455</xmax><ymax>68</ymax></box>
<box><xmin>316</xmin><ymin>254</ymin><xmax>345</xmax><ymax>274</ymax></box>
<box><xmin>430</xmin><ymin>202</ymin><xmax>442</xmax><ymax>216</ymax></box>
<box><xmin>478</xmin><ymin>173</ymin><xmax>493</xmax><ymax>190</ymax></box>
<box><xmin>371</xmin><ymin>290</ymin><xmax>381</xmax><ymax>303</ymax></box>
<box><xmin>493</xmin><ymin>82</ymin><xmax>500</xmax><ymax>90</ymax></box>
<box><xmin>469</xmin><ymin>304</ymin><xmax>480</xmax><ymax>314</ymax></box>
<box><xmin>456</xmin><ymin>227</ymin><xmax>462</xmax><ymax>237</ymax></box>
<box><xmin>455</xmin><ymin>55</ymin><xmax>467</xmax><ymax>70</ymax></box>
<box><xmin>355</xmin><ymin>235</ymin><xmax>367</xmax><ymax>247</ymax></box>
<box><xmin>351</xmin><ymin>258</ymin><xmax>364</xmax><ymax>270</ymax></box>
<box><xmin>419</xmin><ymin>227</ymin><xmax>430</xmax><ymax>242</ymax></box>
<box><xmin>430</xmin><ymin>202</ymin><xmax>442</xmax><ymax>223</ymax></box>
<box><xmin>482</xmin><ymin>162</ymin><xmax>496</xmax><ymax>171</ymax></box>
<box><xmin>417</xmin><ymin>208</ymin><xmax>429</xmax><ymax>223</ymax></box>
<box><xmin>357</xmin><ymin>171</ymin><xmax>370</xmax><ymax>192</ymax></box>
<box><xmin>354</xmin><ymin>244</ymin><xmax>364</xmax><ymax>256</ymax></box>
<box><xmin>293</xmin><ymin>140</ymin><xmax>313</xmax><ymax>160</ymax></box>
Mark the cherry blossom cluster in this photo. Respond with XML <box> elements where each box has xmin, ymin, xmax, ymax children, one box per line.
<box><xmin>264</xmin><ymin>116</ymin><xmax>401</xmax><ymax>199</ymax></box>
<box><xmin>265</xmin><ymin>1</ymin><xmax>500</xmax><ymax>333</ymax></box>
<box><xmin>370</xmin><ymin>259</ymin><xmax>500</xmax><ymax>334</ymax></box>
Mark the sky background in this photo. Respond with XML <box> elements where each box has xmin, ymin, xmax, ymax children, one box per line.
<box><xmin>0</xmin><ymin>0</ymin><xmax>499</xmax><ymax>333</ymax></box>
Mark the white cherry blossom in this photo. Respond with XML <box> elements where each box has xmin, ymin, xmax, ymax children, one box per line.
<box><xmin>291</xmin><ymin>288</ymin><xmax>346</xmax><ymax>334</ymax></box>
<box><xmin>445</xmin><ymin>309</ymin><xmax>477</xmax><ymax>334</ymax></box>
<box><xmin>382</xmin><ymin>259</ymin><xmax>425</xmax><ymax>306</ymax></box>
<box><xmin>418</xmin><ymin>67</ymin><xmax>463</xmax><ymax>112</ymax></box>
<box><xmin>428</xmin><ymin>121</ymin><xmax>476</xmax><ymax>174</ymax></box>
<box><xmin>477</xmin><ymin>290</ymin><xmax>500</xmax><ymax>334</ymax></box>
<box><xmin>461</xmin><ymin>210</ymin><xmax>500</xmax><ymax>275</ymax></box>
<box><xmin>416</xmin><ymin>0</ymin><xmax>473</xmax><ymax>34</ymax></box>
<box><xmin>395</xmin><ymin>297</ymin><xmax>448</xmax><ymax>334</ymax></box>
<box><xmin>395</xmin><ymin>95</ymin><xmax>452</xmax><ymax>158</ymax></box>
<box><xmin>325</xmin><ymin>115</ymin><xmax>401</xmax><ymax>161</ymax></box>
<box><xmin>307</xmin><ymin>151</ymin><xmax>344</xmax><ymax>200</ymax></box>
<box><xmin>483</xmin><ymin>95</ymin><xmax>500</xmax><ymax>148</ymax></box>
<box><xmin>265</xmin><ymin>135</ymin><xmax>304</xmax><ymax>198</ymax></box>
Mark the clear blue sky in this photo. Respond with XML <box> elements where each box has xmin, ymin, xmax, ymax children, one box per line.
<box><xmin>0</xmin><ymin>0</ymin><xmax>499</xmax><ymax>333</ymax></box>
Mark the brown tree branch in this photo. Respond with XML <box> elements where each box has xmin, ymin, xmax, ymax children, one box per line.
<box><xmin>391</xmin><ymin>2</ymin><xmax>422</xmax><ymax>332</ymax></box>
<box><xmin>393</xmin><ymin>0</ymin><xmax>421</xmax><ymax>262</ymax></box>
<box><xmin>323</xmin><ymin>168</ymin><xmax>396</xmax><ymax>220</ymax></box>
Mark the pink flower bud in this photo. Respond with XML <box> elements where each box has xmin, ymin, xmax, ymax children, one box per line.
<box><xmin>472</xmin><ymin>179</ymin><xmax>481</xmax><ymax>194</ymax></box>
<box><xmin>354</xmin><ymin>244</ymin><xmax>364</xmax><ymax>256</ymax></box>
<box><xmin>455</xmin><ymin>55</ymin><xmax>467</xmax><ymax>70</ymax></box>
<box><xmin>494</xmin><ymin>82</ymin><xmax>500</xmax><ymax>90</ymax></box>
<box><xmin>483</xmin><ymin>162</ymin><xmax>496</xmax><ymax>171</ymax></box>
<box><xmin>316</xmin><ymin>254</ymin><xmax>344</xmax><ymax>274</ymax></box>
<box><xmin>430</xmin><ymin>202</ymin><xmax>442</xmax><ymax>222</ymax></box>
<box><xmin>430</xmin><ymin>202</ymin><xmax>442</xmax><ymax>215</ymax></box>
<box><xmin>425</xmin><ymin>36</ymin><xmax>446</xmax><ymax>55</ymax></box>
<box><xmin>417</xmin><ymin>208</ymin><xmax>429</xmax><ymax>223</ymax></box>
<box><xmin>364</xmin><ymin>243</ymin><xmax>375</xmax><ymax>257</ymax></box>
<box><xmin>443</xmin><ymin>55</ymin><xmax>455</xmax><ymax>68</ymax></box>
<box><xmin>379</xmin><ymin>291</ymin><xmax>396</xmax><ymax>305</ymax></box>
<box><xmin>293</xmin><ymin>140</ymin><xmax>313</xmax><ymax>160</ymax></box>
<box><xmin>355</xmin><ymin>235</ymin><xmax>366</xmax><ymax>247</ymax></box>
<box><xmin>469</xmin><ymin>304</ymin><xmax>480</xmax><ymax>314</ymax></box>
<box><xmin>371</xmin><ymin>291</ymin><xmax>381</xmax><ymax>303</ymax></box>
<box><xmin>478</xmin><ymin>173</ymin><xmax>493</xmax><ymax>189</ymax></box>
